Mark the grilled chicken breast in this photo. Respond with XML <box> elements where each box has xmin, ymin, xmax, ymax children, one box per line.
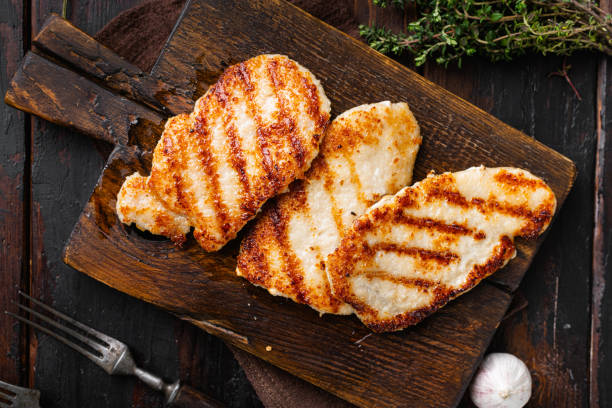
<box><xmin>117</xmin><ymin>54</ymin><xmax>331</xmax><ymax>250</ymax></box>
<box><xmin>237</xmin><ymin>102</ymin><xmax>421</xmax><ymax>314</ymax></box>
<box><xmin>326</xmin><ymin>166</ymin><xmax>556</xmax><ymax>332</ymax></box>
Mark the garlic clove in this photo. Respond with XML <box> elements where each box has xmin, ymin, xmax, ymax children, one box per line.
<box><xmin>469</xmin><ymin>352</ymin><xmax>532</xmax><ymax>408</ymax></box>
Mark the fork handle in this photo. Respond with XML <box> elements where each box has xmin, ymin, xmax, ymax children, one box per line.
<box><xmin>168</xmin><ymin>384</ymin><xmax>226</xmax><ymax>408</ymax></box>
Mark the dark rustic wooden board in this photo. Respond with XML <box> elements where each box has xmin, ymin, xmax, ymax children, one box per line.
<box><xmin>592</xmin><ymin>54</ymin><xmax>612</xmax><ymax>407</ymax></box>
<box><xmin>24</xmin><ymin>2</ymin><xmax>260</xmax><ymax>408</ymax></box>
<box><xmin>32</xmin><ymin>13</ymin><xmax>193</xmax><ymax>116</ymax></box>
<box><xmin>4</xmin><ymin>1</ymin><xmax>577</xmax><ymax>407</ymax></box>
<box><xmin>418</xmin><ymin>52</ymin><xmax>600</xmax><ymax>407</ymax></box>
<box><xmin>446</xmin><ymin>54</ymin><xmax>599</xmax><ymax>408</ymax></box>
<box><xmin>26</xmin><ymin>2</ymin><xmax>178</xmax><ymax>407</ymax></box>
<box><xmin>0</xmin><ymin>0</ymin><xmax>28</xmax><ymax>387</ymax></box>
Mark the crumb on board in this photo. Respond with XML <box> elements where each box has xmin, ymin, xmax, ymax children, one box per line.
<box><xmin>265</xmin><ymin>345</ymin><xmax>272</xmax><ymax>352</ymax></box>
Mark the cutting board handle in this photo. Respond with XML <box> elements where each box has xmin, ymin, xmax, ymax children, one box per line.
<box><xmin>33</xmin><ymin>14</ymin><xmax>193</xmax><ymax>115</ymax></box>
<box><xmin>4</xmin><ymin>14</ymin><xmax>192</xmax><ymax>146</ymax></box>
<box><xmin>4</xmin><ymin>52</ymin><xmax>163</xmax><ymax>146</ymax></box>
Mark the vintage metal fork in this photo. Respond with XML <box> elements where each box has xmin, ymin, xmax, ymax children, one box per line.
<box><xmin>0</xmin><ymin>379</ymin><xmax>40</xmax><ymax>408</ymax></box>
<box><xmin>7</xmin><ymin>291</ymin><xmax>224</xmax><ymax>408</ymax></box>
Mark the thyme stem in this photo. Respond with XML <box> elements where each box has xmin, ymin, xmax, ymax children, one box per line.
<box><xmin>363</xmin><ymin>0</ymin><xmax>612</xmax><ymax>67</ymax></box>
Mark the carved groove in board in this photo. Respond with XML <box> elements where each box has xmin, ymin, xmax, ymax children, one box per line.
<box><xmin>182</xmin><ymin>316</ymin><xmax>249</xmax><ymax>345</ymax></box>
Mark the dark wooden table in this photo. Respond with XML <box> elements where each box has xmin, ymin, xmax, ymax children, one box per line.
<box><xmin>1</xmin><ymin>1</ymin><xmax>610</xmax><ymax>407</ymax></box>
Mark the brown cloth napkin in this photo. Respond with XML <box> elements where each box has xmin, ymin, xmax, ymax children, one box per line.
<box><xmin>95</xmin><ymin>1</ymin><xmax>358</xmax><ymax>407</ymax></box>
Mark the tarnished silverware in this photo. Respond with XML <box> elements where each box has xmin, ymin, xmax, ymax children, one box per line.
<box><xmin>7</xmin><ymin>291</ymin><xmax>224</xmax><ymax>408</ymax></box>
<box><xmin>0</xmin><ymin>379</ymin><xmax>40</xmax><ymax>408</ymax></box>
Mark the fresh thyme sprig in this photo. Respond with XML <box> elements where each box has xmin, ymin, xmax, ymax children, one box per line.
<box><xmin>361</xmin><ymin>0</ymin><xmax>612</xmax><ymax>67</ymax></box>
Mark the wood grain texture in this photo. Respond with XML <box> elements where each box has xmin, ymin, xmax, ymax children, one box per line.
<box><xmin>24</xmin><ymin>3</ymin><xmax>262</xmax><ymax>408</ymax></box>
<box><xmin>3</xmin><ymin>1</ymin><xmax>588</xmax><ymax>406</ymax></box>
<box><xmin>26</xmin><ymin>2</ymin><xmax>198</xmax><ymax>408</ymax></box>
<box><xmin>6</xmin><ymin>52</ymin><xmax>165</xmax><ymax>145</ymax></box>
<box><xmin>351</xmin><ymin>19</ymin><xmax>592</xmax><ymax>395</ymax></box>
<box><xmin>29</xmin><ymin>2</ymin><xmax>168</xmax><ymax>407</ymax></box>
<box><xmin>10</xmin><ymin>9</ymin><xmax>514</xmax><ymax>408</ymax></box>
<box><xmin>350</xmin><ymin>1</ymin><xmax>597</xmax><ymax>399</ymax></box>
<box><xmin>592</xmin><ymin>55</ymin><xmax>612</xmax><ymax>408</ymax></box>
<box><xmin>420</xmin><ymin>53</ymin><xmax>598</xmax><ymax>408</ymax></box>
<box><xmin>0</xmin><ymin>0</ymin><xmax>27</xmax><ymax>387</ymax></box>
<box><xmin>33</xmin><ymin>14</ymin><xmax>192</xmax><ymax>115</ymax></box>
<box><xmin>14</xmin><ymin>0</ymin><xmax>569</xmax><ymax>406</ymax></box>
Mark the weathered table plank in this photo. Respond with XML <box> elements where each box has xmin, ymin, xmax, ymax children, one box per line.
<box><xmin>0</xmin><ymin>0</ymin><xmax>27</xmax><ymax>387</ymax></box>
<box><xmin>424</xmin><ymin>55</ymin><xmax>597</xmax><ymax>408</ymax></box>
<box><xmin>29</xmin><ymin>1</ymin><xmax>164</xmax><ymax>405</ymax></box>
<box><xmin>26</xmin><ymin>1</ymin><xmax>257</xmax><ymax>408</ymax></box>
<box><xmin>2</xmin><ymin>0</ymin><xmax>606</xmax><ymax>407</ymax></box>
<box><xmin>354</xmin><ymin>3</ymin><xmax>596</xmax><ymax>406</ymax></box>
<box><xmin>591</xmin><ymin>54</ymin><xmax>612</xmax><ymax>408</ymax></box>
<box><xmin>18</xmin><ymin>0</ymin><xmax>567</xmax><ymax>405</ymax></box>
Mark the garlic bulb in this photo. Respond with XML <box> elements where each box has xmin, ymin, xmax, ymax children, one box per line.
<box><xmin>469</xmin><ymin>353</ymin><xmax>532</xmax><ymax>408</ymax></box>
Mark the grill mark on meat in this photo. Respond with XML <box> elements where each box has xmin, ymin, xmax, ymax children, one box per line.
<box><xmin>362</xmin><ymin>271</ymin><xmax>445</xmax><ymax>291</ymax></box>
<box><xmin>219</xmin><ymin>67</ymin><xmax>254</xmax><ymax>218</ymax></box>
<box><xmin>160</xmin><ymin>135</ymin><xmax>189</xmax><ymax>211</ymax></box>
<box><xmin>241</xmin><ymin>62</ymin><xmax>277</xmax><ymax>193</ymax></box>
<box><xmin>118</xmin><ymin>55</ymin><xmax>330</xmax><ymax>253</ymax></box>
<box><xmin>235</xmin><ymin>62</ymin><xmax>271</xmax><ymax>201</ymax></box>
<box><xmin>420</xmin><ymin>175</ymin><xmax>554</xmax><ymax>239</ymax></box>
<box><xmin>426</xmin><ymin>180</ymin><xmax>541</xmax><ymax>223</ymax></box>
<box><xmin>494</xmin><ymin>169</ymin><xmax>546</xmax><ymax>191</ymax></box>
<box><xmin>237</xmin><ymin>226</ymin><xmax>272</xmax><ymax>285</ymax></box>
<box><xmin>321</xmin><ymin>160</ymin><xmax>345</xmax><ymax>237</ymax></box>
<box><xmin>370</xmin><ymin>243</ymin><xmax>460</xmax><ymax>266</ymax></box>
<box><xmin>327</xmin><ymin>168</ymin><xmax>556</xmax><ymax>332</ymax></box>
<box><xmin>391</xmin><ymin>213</ymin><xmax>487</xmax><ymax>240</ymax></box>
<box><xmin>266</xmin><ymin>59</ymin><xmax>304</xmax><ymax>168</ymax></box>
<box><xmin>256</xmin><ymin>128</ymin><xmax>277</xmax><ymax>190</ymax></box>
<box><xmin>352</xmin><ymin>237</ymin><xmax>518</xmax><ymax>334</ymax></box>
<box><xmin>291</xmin><ymin>180</ymin><xmax>309</xmax><ymax>207</ymax></box>
<box><xmin>227</xmin><ymin>125</ymin><xmax>254</xmax><ymax>218</ymax></box>
<box><xmin>172</xmin><ymin>174</ymin><xmax>189</xmax><ymax>210</ymax></box>
<box><xmin>465</xmin><ymin>235</ymin><xmax>515</xmax><ymax>286</ymax></box>
<box><xmin>287</xmin><ymin>58</ymin><xmax>326</xmax><ymax>130</ymax></box>
<box><xmin>338</xmin><ymin>140</ymin><xmax>367</xmax><ymax>205</ymax></box>
<box><xmin>193</xmin><ymin>95</ymin><xmax>229</xmax><ymax>234</ymax></box>
<box><xmin>268</xmin><ymin>205</ymin><xmax>308</xmax><ymax>303</ymax></box>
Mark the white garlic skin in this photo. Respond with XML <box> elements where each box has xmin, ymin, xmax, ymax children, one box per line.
<box><xmin>469</xmin><ymin>353</ymin><xmax>532</xmax><ymax>408</ymax></box>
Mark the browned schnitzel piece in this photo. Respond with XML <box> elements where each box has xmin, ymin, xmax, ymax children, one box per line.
<box><xmin>326</xmin><ymin>166</ymin><xmax>556</xmax><ymax>332</ymax></box>
<box><xmin>237</xmin><ymin>102</ymin><xmax>421</xmax><ymax>314</ymax></box>
<box><xmin>116</xmin><ymin>54</ymin><xmax>331</xmax><ymax>251</ymax></box>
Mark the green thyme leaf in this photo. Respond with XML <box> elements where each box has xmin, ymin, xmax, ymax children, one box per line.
<box><xmin>362</xmin><ymin>0</ymin><xmax>612</xmax><ymax>67</ymax></box>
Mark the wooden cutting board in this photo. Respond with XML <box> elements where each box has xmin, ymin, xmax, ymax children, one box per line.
<box><xmin>5</xmin><ymin>1</ymin><xmax>575</xmax><ymax>406</ymax></box>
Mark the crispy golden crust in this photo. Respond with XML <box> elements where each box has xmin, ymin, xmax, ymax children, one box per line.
<box><xmin>116</xmin><ymin>173</ymin><xmax>190</xmax><ymax>245</ymax></box>
<box><xmin>117</xmin><ymin>54</ymin><xmax>331</xmax><ymax>251</ymax></box>
<box><xmin>326</xmin><ymin>166</ymin><xmax>556</xmax><ymax>332</ymax></box>
<box><xmin>237</xmin><ymin>102</ymin><xmax>421</xmax><ymax>314</ymax></box>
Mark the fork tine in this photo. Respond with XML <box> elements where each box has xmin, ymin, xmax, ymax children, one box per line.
<box><xmin>18</xmin><ymin>290</ymin><xmax>115</xmax><ymax>345</ymax></box>
<box><xmin>0</xmin><ymin>379</ymin><xmax>20</xmax><ymax>395</ymax></box>
<box><xmin>14</xmin><ymin>303</ymin><xmax>108</xmax><ymax>355</ymax></box>
<box><xmin>6</xmin><ymin>311</ymin><xmax>105</xmax><ymax>364</ymax></box>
